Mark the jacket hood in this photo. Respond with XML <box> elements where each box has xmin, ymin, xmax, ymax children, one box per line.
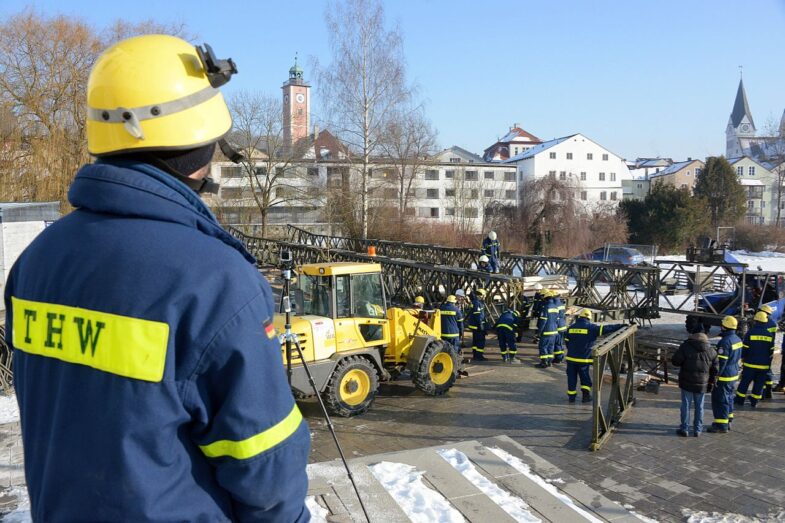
<box><xmin>68</xmin><ymin>160</ymin><xmax>255</xmax><ymax>264</ymax></box>
<box><xmin>687</xmin><ymin>332</ymin><xmax>710</xmax><ymax>351</ymax></box>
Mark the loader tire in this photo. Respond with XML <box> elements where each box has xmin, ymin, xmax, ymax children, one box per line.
<box><xmin>323</xmin><ymin>356</ymin><xmax>379</xmax><ymax>417</ymax></box>
<box><xmin>413</xmin><ymin>340</ymin><xmax>457</xmax><ymax>396</ymax></box>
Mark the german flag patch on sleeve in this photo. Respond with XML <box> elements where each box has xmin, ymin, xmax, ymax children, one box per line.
<box><xmin>263</xmin><ymin>318</ymin><xmax>276</xmax><ymax>340</ymax></box>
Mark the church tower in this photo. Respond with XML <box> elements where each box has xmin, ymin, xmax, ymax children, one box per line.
<box><xmin>726</xmin><ymin>78</ymin><xmax>756</xmax><ymax>158</ymax></box>
<box><xmin>282</xmin><ymin>55</ymin><xmax>310</xmax><ymax>148</ymax></box>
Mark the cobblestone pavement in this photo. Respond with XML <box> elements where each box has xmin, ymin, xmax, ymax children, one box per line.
<box><xmin>305</xmin><ymin>328</ymin><xmax>785</xmax><ymax>523</ymax></box>
<box><xmin>1</xmin><ymin>322</ymin><xmax>783</xmax><ymax>521</ymax></box>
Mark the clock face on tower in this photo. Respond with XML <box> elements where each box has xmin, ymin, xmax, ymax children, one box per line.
<box><xmin>741</xmin><ymin>123</ymin><xmax>750</xmax><ymax>132</ymax></box>
<box><xmin>284</xmin><ymin>94</ymin><xmax>289</xmax><ymax>103</ymax></box>
<box><xmin>296</xmin><ymin>93</ymin><xmax>305</xmax><ymax>103</ymax></box>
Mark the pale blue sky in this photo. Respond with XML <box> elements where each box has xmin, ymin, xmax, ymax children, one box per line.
<box><xmin>3</xmin><ymin>0</ymin><xmax>785</xmax><ymax>161</ymax></box>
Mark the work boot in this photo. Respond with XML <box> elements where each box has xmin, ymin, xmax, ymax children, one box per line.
<box><xmin>458</xmin><ymin>369</ymin><xmax>469</xmax><ymax>377</ymax></box>
<box><xmin>749</xmin><ymin>401</ymin><xmax>757</xmax><ymax>409</ymax></box>
<box><xmin>582</xmin><ymin>391</ymin><xmax>592</xmax><ymax>403</ymax></box>
<box><xmin>676</xmin><ymin>429</ymin><xmax>688</xmax><ymax>437</ymax></box>
<box><xmin>473</xmin><ymin>354</ymin><xmax>487</xmax><ymax>362</ymax></box>
<box><xmin>734</xmin><ymin>396</ymin><xmax>745</xmax><ymax>406</ymax></box>
<box><xmin>568</xmin><ymin>395</ymin><xmax>576</xmax><ymax>403</ymax></box>
<box><xmin>763</xmin><ymin>385</ymin><xmax>773</xmax><ymax>400</ymax></box>
<box><xmin>536</xmin><ymin>362</ymin><xmax>548</xmax><ymax>368</ymax></box>
<box><xmin>773</xmin><ymin>383</ymin><xmax>785</xmax><ymax>392</ymax></box>
<box><xmin>707</xmin><ymin>425</ymin><xmax>728</xmax><ymax>434</ymax></box>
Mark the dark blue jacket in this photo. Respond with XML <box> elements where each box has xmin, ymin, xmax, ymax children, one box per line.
<box><xmin>5</xmin><ymin>160</ymin><xmax>310</xmax><ymax>522</ymax></box>
<box><xmin>481</xmin><ymin>237</ymin><xmax>500</xmax><ymax>259</ymax></box>
<box><xmin>742</xmin><ymin>322</ymin><xmax>775</xmax><ymax>369</ymax></box>
<box><xmin>495</xmin><ymin>309</ymin><xmax>519</xmax><ymax>334</ymax></box>
<box><xmin>564</xmin><ymin>318</ymin><xmax>624</xmax><ymax>363</ymax></box>
<box><xmin>467</xmin><ymin>295</ymin><xmax>485</xmax><ymax>330</ymax></box>
<box><xmin>556</xmin><ymin>297</ymin><xmax>567</xmax><ymax>333</ymax></box>
<box><xmin>716</xmin><ymin>329</ymin><xmax>743</xmax><ymax>380</ymax></box>
<box><xmin>440</xmin><ymin>302</ymin><xmax>463</xmax><ymax>337</ymax></box>
<box><xmin>538</xmin><ymin>297</ymin><xmax>560</xmax><ymax>336</ymax></box>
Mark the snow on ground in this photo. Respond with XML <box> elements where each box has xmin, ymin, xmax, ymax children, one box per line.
<box><xmin>656</xmin><ymin>250</ymin><xmax>785</xmax><ymax>273</ymax></box>
<box><xmin>623</xmin><ymin>504</ymin><xmax>660</xmax><ymax>523</ymax></box>
<box><xmin>305</xmin><ymin>496</ymin><xmax>329</xmax><ymax>523</ymax></box>
<box><xmin>437</xmin><ymin>448</ymin><xmax>540</xmax><ymax>523</ymax></box>
<box><xmin>368</xmin><ymin>461</ymin><xmax>464</xmax><ymax>523</ymax></box>
<box><xmin>0</xmin><ymin>393</ymin><xmax>19</xmax><ymax>425</ymax></box>
<box><xmin>682</xmin><ymin>509</ymin><xmax>785</xmax><ymax>523</ymax></box>
<box><xmin>487</xmin><ymin>447</ymin><xmax>604</xmax><ymax>523</ymax></box>
<box><xmin>2</xmin><ymin>486</ymin><xmax>31</xmax><ymax>523</ymax></box>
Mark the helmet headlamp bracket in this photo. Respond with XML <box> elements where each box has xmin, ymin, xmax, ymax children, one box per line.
<box><xmin>196</xmin><ymin>43</ymin><xmax>238</xmax><ymax>88</ymax></box>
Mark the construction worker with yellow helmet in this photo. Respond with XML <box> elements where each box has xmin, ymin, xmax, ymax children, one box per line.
<box><xmin>468</xmin><ymin>288</ymin><xmax>488</xmax><ymax>360</ymax></box>
<box><xmin>414</xmin><ymin>295</ymin><xmax>426</xmax><ymax>309</ymax></box>
<box><xmin>754</xmin><ymin>303</ymin><xmax>777</xmax><ymax>399</ymax></box>
<box><xmin>440</xmin><ymin>295</ymin><xmax>465</xmax><ymax>375</ymax></box>
<box><xmin>563</xmin><ymin>309</ymin><xmax>626</xmax><ymax>401</ymax></box>
<box><xmin>735</xmin><ymin>311</ymin><xmax>776</xmax><ymax>409</ymax></box>
<box><xmin>707</xmin><ymin>316</ymin><xmax>743</xmax><ymax>433</ymax></box>
<box><xmin>4</xmin><ymin>35</ymin><xmax>310</xmax><ymax>521</ymax></box>
<box><xmin>482</xmin><ymin>231</ymin><xmax>501</xmax><ymax>273</ymax></box>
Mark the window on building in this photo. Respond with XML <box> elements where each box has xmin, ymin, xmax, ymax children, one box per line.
<box><xmin>430</xmin><ymin>208</ymin><xmax>439</xmax><ymax>218</ymax></box>
<box><xmin>222</xmin><ymin>166</ymin><xmax>244</xmax><ymax>178</ymax></box>
<box><xmin>748</xmin><ymin>186</ymin><xmax>763</xmax><ymax>199</ymax></box>
<box><xmin>580</xmin><ymin>171</ymin><xmax>586</xmax><ymax>181</ymax></box>
<box><xmin>367</xmin><ymin>168</ymin><xmax>374</xmax><ymax>178</ymax></box>
<box><xmin>602</xmin><ymin>154</ymin><xmax>609</xmax><ymax>161</ymax></box>
<box><xmin>513</xmin><ymin>147</ymin><xmax>519</xmax><ymax>155</ymax></box>
<box><xmin>470</xmin><ymin>189</ymin><xmax>479</xmax><ymax>198</ymax></box>
<box><xmin>254</xmin><ymin>167</ymin><xmax>267</xmax><ymax>177</ymax></box>
<box><xmin>737</xmin><ymin>166</ymin><xmax>744</xmax><ymax>176</ymax></box>
<box><xmin>549</xmin><ymin>152</ymin><xmax>556</xmax><ymax>159</ymax></box>
<box><xmin>686</xmin><ymin>170</ymin><xmax>691</xmax><ymax>177</ymax></box>
<box><xmin>599</xmin><ymin>172</ymin><xmax>606</xmax><ymax>181</ymax></box>
<box><xmin>505</xmin><ymin>190</ymin><xmax>516</xmax><ymax>200</ymax></box>
<box><xmin>566</xmin><ymin>152</ymin><xmax>573</xmax><ymax>160</ymax></box>
<box><xmin>449</xmin><ymin>157</ymin><xmax>462</xmax><ymax>163</ymax></box>
<box><xmin>504</xmin><ymin>171</ymin><xmax>515</xmax><ymax>181</ymax></box>
<box><xmin>464</xmin><ymin>208</ymin><xmax>478</xmax><ymax>218</ymax></box>
<box><xmin>484</xmin><ymin>171</ymin><xmax>495</xmax><ymax>180</ymax></box>
<box><xmin>426</xmin><ymin>188</ymin><xmax>439</xmax><ymax>199</ymax></box>
<box><xmin>559</xmin><ymin>171</ymin><xmax>566</xmax><ymax>180</ymax></box>
<box><xmin>404</xmin><ymin>207</ymin><xmax>415</xmax><ymax>216</ymax></box>
<box><xmin>445</xmin><ymin>188</ymin><xmax>455</xmax><ymax>197</ymax></box>
<box><xmin>610</xmin><ymin>192</ymin><xmax>617</xmax><ymax>201</ymax></box>
<box><xmin>548</xmin><ymin>170</ymin><xmax>556</xmax><ymax>178</ymax></box>
<box><xmin>748</xmin><ymin>200</ymin><xmax>754</xmax><ymax>209</ymax></box>
<box><xmin>384</xmin><ymin>188</ymin><xmax>399</xmax><ymax>199</ymax></box>
<box><xmin>749</xmin><ymin>166</ymin><xmax>756</xmax><ymax>176</ymax></box>
<box><xmin>610</xmin><ymin>172</ymin><xmax>616</xmax><ymax>181</ymax></box>
<box><xmin>587</xmin><ymin>153</ymin><xmax>593</xmax><ymax>160</ymax></box>
<box><xmin>425</xmin><ymin>170</ymin><xmax>439</xmax><ymax>180</ymax></box>
<box><xmin>307</xmin><ymin>167</ymin><xmax>319</xmax><ymax>177</ymax></box>
<box><xmin>600</xmin><ymin>191</ymin><xmax>607</xmax><ymax>200</ymax></box>
<box><xmin>695</xmin><ymin>168</ymin><xmax>701</xmax><ymax>177</ymax></box>
<box><xmin>681</xmin><ymin>184</ymin><xmax>688</xmax><ymax>190</ymax></box>
<box><xmin>275</xmin><ymin>166</ymin><xmax>286</xmax><ymax>177</ymax></box>
<box><xmin>519</xmin><ymin>172</ymin><xmax>524</xmax><ymax>181</ymax></box>
<box><xmin>445</xmin><ymin>170</ymin><xmax>455</xmax><ymax>179</ymax></box>
<box><xmin>465</xmin><ymin>170</ymin><xmax>478</xmax><ymax>181</ymax></box>
<box><xmin>221</xmin><ymin>187</ymin><xmax>243</xmax><ymax>199</ymax></box>
<box><xmin>445</xmin><ymin>207</ymin><xmax>455</xmax><ymax>216</ymax></box>
<box><xmin>580</xmin><ymin>191</ymin><xmax>587</xmax><ymax>201</ymax></box>
<box><xmin>484</xmin><ymin>189</ymin><xmax>494</xmax><ymax>198</ymax></box>
<box><xmin>637</xmin><ymin>183</ymin><xmax>642</xmax><ymax>189</ymax></box>
<box><xmin>762</xmin><ymin>201</ymin><xmax>766</xmax><ymax>208</ymax></box>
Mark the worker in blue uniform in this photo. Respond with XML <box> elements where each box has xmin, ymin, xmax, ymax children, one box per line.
<box><xmin>553</xmin><ymin>293</ymin><xmax>567</xmax><ymax>364</ymax></box>
<box><xmin>563</xmin><ymin>309</ymin><xmax>626</xmax><ymax>402</ymax></box>
<box><xmin>482</xmin><ymin>231</ymin><xmax>501</xmax><ymax>273</ymax></box>
<box><xmin>4</xmin><ymin>35</ymin><xmax>310</xmax><ymax>522</ymax></box>
<box><xmin>495</xmin><ymin>307</ymin><xmax>520</xmax><ymax>363</ymax></box>
<box><xmin>440</xmin><ymin>295</ymin><xmax>463</xmax><ymax>355</ymax></box>
<box><xmin>707</xmin><ymin>316</ymin><xmax>743</xmax><ymax>433</ymax></box>
<box><xmin>756</xmin><ymin>304</ymin><xmax>777</xmax><ymax>400</ymax></box>
<box><xmin>537</xmin><ymin>290</ymin><xmax>560</xmax><ymax>368</ymax></box>
<box><xmin>735</xmin><ymin>311</ymin><xmax>775</xmax><ymax>408</ymax></box>
<box><xmin>468</xmin><ymin>289</ymin><xmax>488</xmax><ymax>361</ymax></box>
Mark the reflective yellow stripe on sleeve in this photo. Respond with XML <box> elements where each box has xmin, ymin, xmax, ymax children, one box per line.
<box><xmin>750</xmin><ymin>335</ymin><xmax>773</xmax><ymax>342</ymax></box>
<box><xmin>718</xmin><ymin>375</ymin><xmax>739</xmax><ymax>381</ymax></box>
<box><xmin>743</xmin><ymin>363</ymin><xmax>770</xmax><ymax>370</ymax></box>
<box><xmin>200</xmin><ymin>404</ymin><xmax>303</xmax><ymax>459</ymax></box>
<box><xmin>11</xmin><ymin>296</ymin><xmax>169</xmax><ymax>382</ymax></box>
<box><xmin>441</xmin><ymin>310</ymin><xmax>457</xmax><ymax>316</ymax></box>
<box><xmin>731</xmin><ymin>342</ymin><xmax>743</xmax><ymax>350</ymax></box>
<box><xmin>569</xmin><ymin>328</ymin><xmax>589</xmax><ymax>334</ymax></box>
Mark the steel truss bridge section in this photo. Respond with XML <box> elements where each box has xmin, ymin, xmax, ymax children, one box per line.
<box><xmin>229</xmin><ymin>227</ymin><xmax>660</xmax><ymax>320</ymax></box>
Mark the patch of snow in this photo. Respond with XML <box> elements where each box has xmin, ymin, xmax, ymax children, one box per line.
<box><xmin>623</xmin><ymin>504</ymin><xmax>659</xmax><ymax>523</ymax></box>
<box><xmin>487</xmin><ymin>447</ymin><xmax>603</xmax><ymax>523</ymax></box>
<box><xmin>546</xmin><ymin>478</ymin><xmax>565</xmax><ymax>484</ymax></box>
<box><xmin>368</xmin><ymin>461</ymin><xmax>464</xmax><ymax>523</ymax></box>
<box><xmin>0</xmin><ymin>394</ymin><xmax>20</xmax><ymax>425</ymax></box>
<box><xmin>305</xmin><ymin>496</ymin><xmax>329</xmax><ymax>523</ymax></box>
<box><xmin>2</xmin><ymin>486</ymin><xmax>31</xmax><ymax>523</ymax></box>
<box><xmin>437</xmin><ymin>448</ymin><xmax>540</xmax><ymax>523</ymax></box>
<box><xmin>682</xmin><ymin>508</ymin><xmax>785</xmax><ymax>523</ymax></box>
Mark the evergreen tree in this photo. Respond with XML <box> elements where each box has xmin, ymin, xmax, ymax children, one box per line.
<box><xmin>693</xmin><ymin>156</ymin><xmax>747</xmax><ymax>227</ymax></box>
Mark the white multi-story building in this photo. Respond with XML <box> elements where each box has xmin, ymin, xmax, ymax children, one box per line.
<box><xmin>729</xmin><ymin>156</ymin><xmax>778</xmax><ymax>225</ymax></box>
<box><xmin>503</xmin><ymin>133</ymin><xmax>630</xmax><ymax>208</ymax></box>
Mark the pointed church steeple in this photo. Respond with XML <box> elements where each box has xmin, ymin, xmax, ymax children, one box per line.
<box><xmin>730</xmin><ymin>78</ymin><xmax>755</xmax><ymax>131</ymax></box>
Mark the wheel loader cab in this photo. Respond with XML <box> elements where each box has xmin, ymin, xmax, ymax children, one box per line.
<box><xmin>295</xmin><ymin>263</ymin><xmax>390</xmax><ymax>350</ymax></box>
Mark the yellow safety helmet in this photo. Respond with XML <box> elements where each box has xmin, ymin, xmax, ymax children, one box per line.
<box><xmin>476</xmin><ymin>288</ymin><xmax>487</xmax><ymax>297</ymax></box>
<box><xmin>754</xmin><ymin>311</ymin><xmax>768</xmax><ymax>323</ymax></box>
<box><xmin>446</xmin><ymin>295</ymin><xmax>457</xmax><ymax>303</ymax></box>
<box><xmin>414</xmin><ymin>296</ymin><xmax>425</xmax><ymax>304</ymax></box>
<box><xmin>87</xmin><ymin>35</ymin><xmax>235</xmax><ymax>156</ymax></box>
<box><xmin>721</xmin><ymin>316</ymin><xmax>738</xmax><ymax>330</ymax></box>
<box><xmin>758</xmin><ymin>304</ymin><xmax>773</xmax><ymax>315</ymax></box>
<box><xmin>579</xmin><ymin>309</ymin><xmax>593</xmax><ymax>319</ymax></box>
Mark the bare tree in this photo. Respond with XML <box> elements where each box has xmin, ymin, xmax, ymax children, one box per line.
<box><xmin>227</xmin><ymin>90</ymin><xmax>310</xmax><ymax>236</ymax></box>
<box><xmin>761</xmin><ymin>115</ymin><xmax>785</xmax><ymax>226</ymax></box>
<box><xmin>378</xmin><ymin>106</ymin><xmax>437</xmax><ymax>226</ymax></box>
<box><xmin>318</xmin><ymin>0</ymin><xmax>411</xmax><ymax>239</ymax></box>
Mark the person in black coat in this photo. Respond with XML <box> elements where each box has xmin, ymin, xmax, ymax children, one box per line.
<box><xmin>671</xmin><ymin>323</ymin><xmax>719</xmax><ymax>437</ymax></box>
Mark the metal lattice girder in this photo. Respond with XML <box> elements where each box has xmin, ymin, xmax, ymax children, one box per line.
<box><xmin>590</xmin><ymin>325</ymin><xmax>637</xmax><ymax>451</ymax></box>
<box><xmin>285</xmin><ymin>225</ymin><xmax>661</xmax><ymax>319</ymax></box>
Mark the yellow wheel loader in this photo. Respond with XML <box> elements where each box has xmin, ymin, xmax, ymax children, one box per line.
<box><xmin>274</xmin><ymin>262</ymin><xmax>457</xmax><ymax>417</ymax></box>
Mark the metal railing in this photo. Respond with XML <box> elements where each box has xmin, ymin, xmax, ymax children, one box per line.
<box><xmin>0</xmin><ymin>325</ymin><xmax>12</xmax><ymax>394</ymax></box>
<box><xmin>590</xmin><ymin>325</ymin><xmax>636</xmax><ymax>451</ymax></box>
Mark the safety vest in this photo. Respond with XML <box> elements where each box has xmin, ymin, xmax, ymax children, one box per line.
<box><xmin>564</xmin><ymin>318</ymin><xmax>624</xmax><ymax>363</ymax></box>
<box><xmin>716</xmin><ymin>330</ymin><xmax>743</xmax><ymax>381</ymax></box>
<box><xmin>742</xmin><ymin>323</ymin><xmax>775</xmax><ymax>369</ymax></box>
<box><xmin>539</xmin><ymin>298</ymin><xmax>560</xmax><ymax>336</ymax></box>
<box><xmin>495</xmin><ymin>310</ymin><xmax>519</xmax><ymax>334</ymax></box>
<box><xmin>467</xmin><ymin>296</ymin><xmax>485</xmax><ymax>330</ymax></box>
<box><xmin>440</xmin><ymin>302</ymin><xmax>463</xmax><ymax>337</ymax></box>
